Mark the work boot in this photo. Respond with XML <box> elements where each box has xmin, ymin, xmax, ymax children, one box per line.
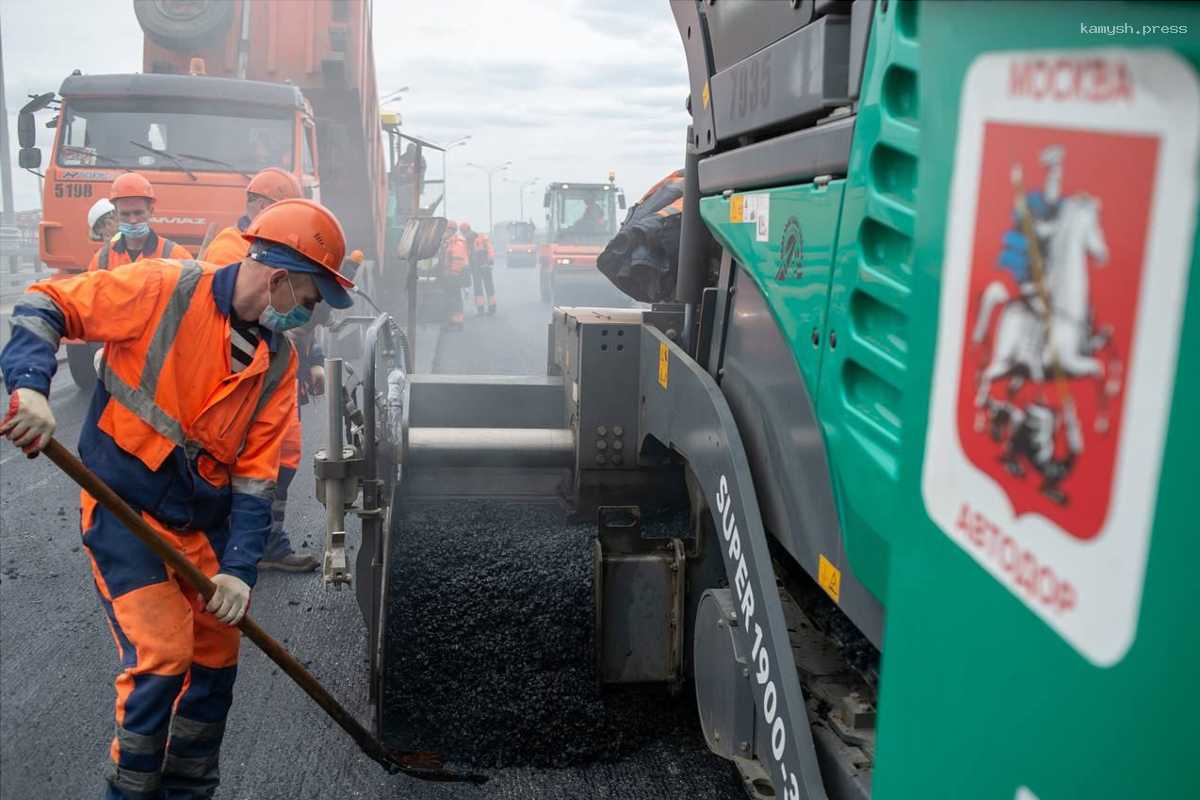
<box><xmin>259</xmin><ymin>552</ymin><xmax>320</xmax><ymax>572</ymax></box>
<box><xmin>487</xmin><ymin>304</ymin><xmax>497</xmax><ymax>316</ymax></box>
<box><xmin>476</xmin><ymin>306</ymin><xmax>485</xmax><ymax>316</ymax></box>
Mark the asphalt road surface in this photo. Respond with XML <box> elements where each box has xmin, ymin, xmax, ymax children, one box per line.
<box><xmin>0</xmin><ymin>262</ymin><xmax>741</xmax><ymax>799</ymax></box>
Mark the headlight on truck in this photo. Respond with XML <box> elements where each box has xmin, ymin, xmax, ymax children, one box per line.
<box><xmin>556</xmin><ymin>258</ymin><xmax>572</xmax><ymax>265</ymax></box>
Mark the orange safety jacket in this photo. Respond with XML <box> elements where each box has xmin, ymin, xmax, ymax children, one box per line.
<box><xmin>472</xmin><ymin>233</ymin><xmax>495</xmax><ymax>266</ymax></box>
<box><xmin>203</xmin><ymin>215</ymin><xmax>252</xmax><ymax>266</ymax></box>
<box><xmin>440</xmin><ymin>234</ymin><xmax>470</xmax><ymax>275</ymax></box>
<box><xmin>88</xmin><ymin>229</ymin><xmax>192</xmax><ymax>271</ymax></box>
<box><xmin>2</xmin><ymin>260</ymin><xmax>297</xmax><ymax>586</ymax></box>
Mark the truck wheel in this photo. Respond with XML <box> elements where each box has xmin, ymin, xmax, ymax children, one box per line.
<box><xmin>539</xmin><ymin>268</ymin><xmax>551</xmax><ymax>303</ymax></box>
<box><xmin>66</xmin><ymin>342</ymin><xmax>100</xmax><ymax>395</ymax></box>
<box><xmin>134</xmin><ymin>0</ymin><xmax>235</xmax><ymax>51</ymax></box>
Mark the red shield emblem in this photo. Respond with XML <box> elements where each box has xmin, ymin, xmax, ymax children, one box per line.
<box><xmin>924</xmin><ymin>50</ymin><xmax>1199</xmax><ymax>665</ymax></box>
<box><xmin>955</xmin><ymin>123</ymin><xmax>1160</xmax><ymax>541</ymax></box>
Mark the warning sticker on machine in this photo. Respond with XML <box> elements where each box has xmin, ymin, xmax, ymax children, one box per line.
<box><xmin>730</xmin><ymin>193</ymin><xmax>770</xmax><ymax>242</ymax></box>
<box><xmin>817</xmin><ymin>555</ymin><xmax>841</xmax><ymax>604</ymax></box>
<box><xmin>922</xmin><ymin>50</ymin><xmax>1199</xmax><ymax>666</ymax></box>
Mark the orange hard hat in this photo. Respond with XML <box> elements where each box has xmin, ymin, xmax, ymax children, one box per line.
<box><xmin>110</xmin><ymin>173</ymin><xmax>155</xmax><ymax>201</ymax></box>
<box><xmin>458</xmin><ymin>220</ymin><xmax>471</xmax><ymax>233</ymax></box>
<box><xmin>243</xmin><ymin>199</ymin><xmax>354</xmax><ymax>309</ymax></box>
<box><xmin>349</xmin><ymin>249</ymin><xmax>364</xmax><ymax>264</ymax></box>
<box><xmin>246</xmin><ymin>167</ymin><xmax>302</xmax><ymax>202</ymax></box>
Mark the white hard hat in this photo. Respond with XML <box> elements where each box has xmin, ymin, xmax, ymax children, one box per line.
<box><xmin>87</xmin><ymin>198</ymin><xmax>116</xmax><ymax>234</ymax></box>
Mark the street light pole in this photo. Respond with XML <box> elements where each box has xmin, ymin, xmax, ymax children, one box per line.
<box><xmin>503</xmin><ymin>176</ymin><xmax>540</xmax><ymax>221</ymax></box>
<box><xmin>466</xmin><ymin>161</ymin><xmax>511</xmax><ymax>234</ymax></box>
<box><xmin>440</xmin><ymin>136</ymin><xmax>470</xmax><ymax>216</ymax></box>
<box><xmin>520</xmin><ymin>177</ymin><xmax>539</xmax><ymax>221</ymax></box>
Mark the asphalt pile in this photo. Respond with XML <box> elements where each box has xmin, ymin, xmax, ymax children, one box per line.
<box><xmin>381</xmin><ymin>500</ymin><xmax>712</xmax><ymax>770</ymax></box>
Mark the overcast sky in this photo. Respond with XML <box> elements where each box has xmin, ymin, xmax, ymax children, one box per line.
<box><xmin>1</xmin><ymin>0</ymin><xmax>690</xmax><ymax>230</ymax></box>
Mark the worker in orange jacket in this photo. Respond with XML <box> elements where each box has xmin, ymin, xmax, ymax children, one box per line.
<box><xmin>460</xmin><ymin>220</ymin><xmax>497</xmax><ymax>315</ymax></box>
<box><xmin>0</xmin><ymin>199</ymin><xmax>354</xmax><ymax>800</ymax></box>
<box><xmin>88</xmin><ymin>173</ymin><xmax>191</xmax><ymax>270</ymax></box>
<box><xmin>262</xmin><ymin>318</ymin><xmax>328</xmax><ymax>572</ymax></box>
<box><xmin>438</xmin><ymin>219</ymin><xmax>470</xmax><ymax>330</ymax></box>
<box><xmin>205</xmin><ymin>167</ymin><xmax>303</xmax><ymax>265</ymax></box>
<box><xmin>203</xmin><ymin>167</ymin><xmax>324</xmax><ymax>572</ymax></box>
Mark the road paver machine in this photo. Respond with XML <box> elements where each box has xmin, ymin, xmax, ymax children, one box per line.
<box><xmin>316</xmin><ymin>2</ymin><xmax>1200</xmax><ymax>797</ymax></box>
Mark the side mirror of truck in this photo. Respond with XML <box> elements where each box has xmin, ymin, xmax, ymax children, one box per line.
<box><xmin>398</xmin><ymin>216</ymin><xmax>448</xmax><ymax>262</ymax></box>
<box><xmin>18</xmin><ymin>93</ymin><xmax>55</xmax><ymax>146</ymax></box>
<box><xmin>18</xmin><ymin>148</ymin><xmax>42</xmax><ymax>170</ymax></box>
<box><xmin>543</xmin><ymin>191</ymin><xmax>550</xmax><ymax>209</ymax></box>
<box><xmin>17</xmin><ymin>110</ymin><xmax>36</xmax><ymax>148</ymax></box>
<box><xmin>618</xmin><ymin>192</ymin><xmax>627</xmax><ymax>210</ymax></box>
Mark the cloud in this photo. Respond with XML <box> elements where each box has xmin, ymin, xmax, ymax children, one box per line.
<box><xmin>569</xmin><ymin>0</ymin><xmax>680</xmax><ymax>42</ymax></box>
<box><xmin>3</xmin><ymin>0</ymin><xmax>692</xmax><ymax>227</ymax></box>
<box><xmin>566</xmin><ymin>59</ymin><xmax>688</xmax><ymax>91</ymax></box>
<box><xmin>407</xmin><ymin>106</ymin><xmax>548</xmax><ymax>131</ymax></box>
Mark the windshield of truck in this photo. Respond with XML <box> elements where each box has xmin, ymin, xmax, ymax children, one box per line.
<box><xmin>554</xmin><ymin>187</ymin><xmax>617</xmax><ymax>244</ymax></box>
<box><xmin>56</xmin><ymin>98</ymin><xmax>295</xmax><ymax>173</ymax></box>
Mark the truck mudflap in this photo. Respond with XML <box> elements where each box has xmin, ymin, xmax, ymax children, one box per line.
<box><xmin>638</xmin><ymin>324</ymin><xmax>827</xmax><ymax>800</ymax></box>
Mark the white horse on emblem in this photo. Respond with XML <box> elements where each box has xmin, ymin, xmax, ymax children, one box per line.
<box><xmin>972</xmin><ymin>193</ymin><xmax>1110</xmax><ymax>407</ymax></box>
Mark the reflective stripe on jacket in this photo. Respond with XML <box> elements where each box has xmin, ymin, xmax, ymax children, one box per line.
<box><xmin>88</xmin><ymin>229</ymin><xmax>192</xmax><ymax>271</ymax></box>
<box><xmin>1</xmin><ymin>260</ymin><xmax>297</xmax><ymax>586</ymax></box>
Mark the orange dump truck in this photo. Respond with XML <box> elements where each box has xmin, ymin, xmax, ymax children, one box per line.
<box><xmin>16</xmin><ymin>0</ymin><xmax>388</xmax><ymax>390</ymax></box>
<box><xmin>17</xmin><ymin>0</ymin><xmax>386</xmax><ymax>286</ymax></box>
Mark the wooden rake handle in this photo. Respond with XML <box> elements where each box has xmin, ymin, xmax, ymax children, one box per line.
<box><xmin>40</xmin><ymin>438</ymin><xmax>470</xmax><ymax>781</ymax></box>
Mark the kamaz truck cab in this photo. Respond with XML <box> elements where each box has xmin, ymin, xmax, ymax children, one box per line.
<box><xmin>22</xmin><ymin>71</ymin><xmax>317</xmax><ymax>277</ymax></box>
<box><xmin>537</xmin><ymin>176</ymin><xmax>627</xmax><ymax>305</ymax></box>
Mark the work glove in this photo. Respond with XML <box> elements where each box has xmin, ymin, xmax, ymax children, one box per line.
<box><xmin>0</xmin><ymin>388</ymin><xmax>56</xmax><ymax>455</ymax></box>
<box><xmin>206</xmin><ymin>573</ymin><xmax>251</xmax><ymax>626</ymax></box>
<box><xmin>93</xmin><ymin>347</ymin><xmax>105</xmax><ymax>375</ymax></box>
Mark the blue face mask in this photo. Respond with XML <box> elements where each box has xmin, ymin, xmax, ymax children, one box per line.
<box><xmin>119</xmin><ymin>221</ymin><xmax>151</xmax><ymax>239</ymax></box>
<box><xmin>259</xmin><ymin>274</ymin><xmax>312</xmax><ymax>332</ymax></box>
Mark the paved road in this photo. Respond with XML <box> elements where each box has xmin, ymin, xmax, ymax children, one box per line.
<box><xmin>0</xmin><ymin>262</ymin><xmax>740</xmax><ymax>799</ymax></box>
<box><xmin>431</xmin><ymin>261</ymin><xmax>553</xmax><ymax>375</ymax></box>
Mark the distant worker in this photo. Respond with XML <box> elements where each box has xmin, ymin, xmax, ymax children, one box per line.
<box><xmin>0</xmin><ymin>198</ymin><xmax>355</xmax><ymax>800</ymax></box>
<box><xmin>205</xmin><ymin>167</ymin><xmax>303</xmax><ymax>265</ymax></box>
<box><xmin>201</xmin><ymin>167</ymin><xmax>326</xmax><ymax>573</ymax></box>
<box><xmin>459</xmin><ymin>221</ymin><xmax>496</xmax><ymax>316</ymax></box>
<box><xmin>438</xmin><ymin>220</ymin><xmax>469</xmax><ymax>330</ymax></box>
<box><xmin>393</xmin><ymin>143</ymin><xmax>427</xmax><ymax>216</ymax></box>
<box><xmin>87</xmin><ymin>198</ymin><xmax>118</xmax><ymax>243</ymax></box>
<box><xmin>262</xmin><ymin>312</ymin><xmax>328</xmax><ymax>572</ymax></box>
<box><xmin>88</xmin><ymin>173</ymin><xmax>191</xmax><ymax>270</ymax></box>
